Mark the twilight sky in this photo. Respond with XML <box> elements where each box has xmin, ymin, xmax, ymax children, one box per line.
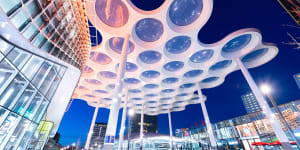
<box><xmin>58</xmin><ymin>0</ymin><xmax>300</xmax><ymax>146</ymax></box>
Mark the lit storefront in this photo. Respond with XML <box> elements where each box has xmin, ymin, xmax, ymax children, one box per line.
<box><xmin>176</xmin><ymin>100</ymin><xmax>300</xmax><ymax>150</ymax></box>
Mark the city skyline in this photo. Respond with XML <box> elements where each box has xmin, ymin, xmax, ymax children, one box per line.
<box><xmin>57</xmin><ymin>0</ymin><xmax>300</xmax><ymax>147</ymax></box>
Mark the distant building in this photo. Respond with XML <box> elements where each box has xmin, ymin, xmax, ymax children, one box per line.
<box><xmin>241</xmin><ymin>92</ymin><xmax>262</xmax><ymax>114</ymax></box>
<box><xmin>294</xmin><ymin>73</ymin><xmax>300</xmax><ymax>90</ymax></box>
<box><xmin>89</xmin><ymin>122</ymin><xmax>107</xmax><ymax>149</ymax></box>
<box><xmin>131</xmin><ymin>114</ymin><xmax>158</xmax><ymax>134</ymax></box>
<box><xmin>43</xmin><ymin>133</ymin><xmax>61</xmax><ymax>150</ymax></box>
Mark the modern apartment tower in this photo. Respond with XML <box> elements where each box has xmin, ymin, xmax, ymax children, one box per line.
<box><xmin>0</xmin><ymin>0</ymin><xmax>90</xmax><ymax>149</ymax></box>
<box><xmin>241</xmin><ymin>92</ymin><xmax>262</xmax><ymax>114</ymax></box>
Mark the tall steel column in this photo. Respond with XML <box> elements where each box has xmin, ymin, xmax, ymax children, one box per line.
<box><xmin>139</xmin><ymin>105</ymin><xmax>144</xmax><ymax>150</ymax></box>
<box><xmin>236</xmin><ymin>58</ymin><xmax>293</xmax><ymax>150</ymax></box>
<box><xmin>197</xmin><ymin>87</ymin><xmax>217</xmax><ymax>150</ymax></box>
<box><xmin>103</xmin><ymin>34</ymin><xmax>130</xmax><ymax>150</ymax></box>
<box><xmin>84</xmin><ymin>105</ymin><xmax>99</xmax><ymax>150</ymax></box>
<box><xmin>168</xmin><ymin>111</ymin><xmax>173</xmax><ymax>150</ymax></box>
<box><xmin>118</xmin><ymin>87</ymin><xmax>129</xmax><ymax>150</ymax></box>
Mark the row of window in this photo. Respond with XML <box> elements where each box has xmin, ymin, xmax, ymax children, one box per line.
<box><xmin>0</xmin><ymin>36</ymin><xmax>65</xmax><ymax>149</ymax></box>
<box><xmin>0</xmin><ymin>0</ymin><xmax>90</xmax><ymax>68</ymax></box>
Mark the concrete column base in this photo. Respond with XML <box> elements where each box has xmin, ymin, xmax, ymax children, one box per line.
<box><xmin>281</xmin><ymin>142</ymin><xmax>293</xmax><ymax>150</ymax></box>
<box><xmin>102</xmin><ymin>144</ymin><xmax>114</xmax><ymax>150</ymax></box>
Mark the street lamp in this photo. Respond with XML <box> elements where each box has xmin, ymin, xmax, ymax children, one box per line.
<box><xmin>260</xmin><ymin>84</ymin><xmax>300</xmax><ymax>149</ymax></box>
<box><xmin>128</xmin><ymin>109</ymin><xmax>134</xmax><ymax>150</ymax></box>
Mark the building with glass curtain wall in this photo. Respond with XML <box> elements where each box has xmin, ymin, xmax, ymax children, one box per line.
<box><xmin>242</xmin><ymin>92</ymin><xmax>262</xmax><ymax>114</ymax></box>
<box><xmin>0</xmin><ymin>0</ymin><xmax>90</xmax><ymax>149</ymax></box>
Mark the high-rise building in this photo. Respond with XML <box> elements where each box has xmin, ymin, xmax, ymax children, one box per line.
<box><xmin>131</xmin><ymin>114</ymin><xmax>158</xmax><ymax>134</ymax></box>
<box><xmin>88</xmin><ymin>122</ymin><xmax>107</xmax><ymax>150</ymax></box>
<box><xmin>294</xmin><ymin>73</ymin><xmax>300</xmax><ymax>90</ymax></box>
<box><xmin>0</xmin><ymin>0</ymin><xmax>90</xmax><ymax>149</ymax></box>
<box><xmin>241</xmin><ymin>92</ymin><xmax>262</xmax><ymax>114</ymax></box>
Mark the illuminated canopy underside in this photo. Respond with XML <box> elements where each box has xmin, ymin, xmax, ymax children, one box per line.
<box><xmin>73</xmin><ymin>0</ymin><xmax>278</xmax><ymax>116</ymax></box>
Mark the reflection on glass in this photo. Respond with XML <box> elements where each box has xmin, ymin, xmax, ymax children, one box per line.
<box><xmin>0</xmin><ymin>108</ymin><xmax>8</xmax><ymax>129</ymax></box>
<box><xmin>7</xmin><ymin>47</ymin><xmax>31</xmax><ymax>69</ymax></box>
<box><xmin>0</xmin><ymin>74</ymin><xmax>28</xmax><ymax>109</ymax></box>
<box><xmin>46</xmin><ymin>76</ymin><xmax>60</xmax><ymax>99</ymax></box>
<box><xmin>0</xmin><ymin>59</ymin><xmax>18</xmax><ymax>93</ymax></box>
<box><xmin>5</xmin><ymin>118</ymin><xmax>30</xmax><ymax>149</ymax></box>
<box><xmin>17</xmin><ymin>123</ymin><xmax>37</xmax><ymax>150</ymax></box>
<box><xmin>0</xmin><ymin>112</ymin><xmax>20</xmax><ymax>146</ymax></box>
<box><xmin>0</xmin><ymin>0</ymin><xmax>21</xmax><ymax>15</ymax></box>
<box><xmin>33</xmin><ymin>99</ymin><xmax>49</xmax><ymax>123</ymax></box>
<box><xmin>10</xmin><ymin>9</ymin><xmax>30</xmax><ymax>30</ymax></box>
<box><xmin>13</xmin><ymin>85</ymin><xmax>36</xmax><ymax>115</ymax></box>
<box><xmin>32</xmin><ymin>61</ymin><xmax>52</xmax><ymax>88</ymax></box>
<box><xmin>24</xmin><ymin>93</ymin><xmax>43</xmax><ymax>120</ymax></box>
<box><xmin>40</xmin><ymin>67</ymin><xmax>56</xmax><ymax>94</ymax></box>
<box><xmin>0</xmin><ymin>39</ymin><xmax>13</xmax><ymax>54</ymax></box>
<box><xmin>21</xmin><ymin>56</ymin><xmax>43</xmax><ymax>80</ymax></box>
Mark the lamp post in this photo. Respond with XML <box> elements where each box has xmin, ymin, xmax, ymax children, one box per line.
<box><xmin>260</xmin><ymin>84</ymin><xmax>300</xmax><ymax>149</ymax></box>
<box><xmin>168</xmin><ymin>111</ymin><xmax>173</xmax><ymax>150</ymax></box>
<box><xmin>128</xmin><ymin>109</ymin><xmax>134</xmax><ymax>150</ymax></box>
<box><xmin>118</xmin><ymin>87</ymin><xmax>129</xmax><ymax>150</ymax></box>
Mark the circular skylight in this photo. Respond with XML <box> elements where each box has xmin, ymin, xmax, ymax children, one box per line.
<box><xmin>135</xmin><ymin>18</ymin><xmax>164</xmax><ymax>42</ymax></box>
<box><xmin>95</xmin><ymin>0</ymin><xmax>129</xmax><ymax>27</ymax></box>
<box><xmin>129</xmin><ymin>89</ymin><xmax>142</xmax><ymax>93</ymax></box>
<box><xmin>99</xmin><ymin>71</ymin><xmax>117</xmax><ymax>79</ymax></box>
<box><xmin>162</xmin><ymin>77</ymin><xmax>179</xmax><ymax>84</ymax></box>
<box><xmin>177</xmin><ymin>93</ymin><xmax>188</xmax><ymax>97</ymax></box>
<box><xmin>124</xmin><ymin>78</ymin><xmax>140</xmax><ymax>84</ymax></box>
<box><xmin>141</xmin><ymin>70</ymin><xmax>160</xmax><ymax>78</ymax></box>
<box><xmin>209</xmin><ymin>60</ymin><xmax>232</xmax><ymax>71</ymax></box>
<box><xmin>84</xmin><ymin>94</ymin><xmax>95</xmax><ymax>98</ymax></box>
<box><xmin>242</xmin><ymin>48</ymin><xmax>268</xmax><ymax>62</ymax></box>
<box><xmin>184</xmin><ymin>70</ymin><xmax>203</xmax><ymax>78</ymax></box>
<box><xmin>160</xmin><ymin>97</ymin><xmax>172</xmax><ymax>101</ymax></box>
<box><xmin>179</xmin><ymin>83</ymin><xmax>195</xmax><ymax>89</ymax></box>
<box><xmin>94</xmin><ymin>90</ymin><xmax>108</xmax><ymax>94</ymax></box>
<box><xmin>90</xmin><ymin>52</ymin><xmax>112</xmax><ymax>65</ymax></box>
<box><xmin>144</xmin><ymin>84</ymin><xmax>159</xmax><ymax>89</ymax></box>
<box><xmin>107</xmin><ymin>84</ymin><xmax>115</xmax><ymax>89</ymax></box>
<box><xmin>116</xmin><ymin>62</ymin><xmax>138</xmax><ymax>72</ymax></box>
<box><xmin>202</xmin><ymin>77</ymin><xmax>219</xmax><ymax>83</ymax></box>
<box><xmin>165</xmin><ymin>36</ymin><xmax>191</xmax><ymax>54</ymax></box>
<box><xmin>139</xmin><ymin>50</ymin><xmax>162</xmax><ymax>64</ymax></box>
<box><xmin>131</xmin><ymin>97</ymin><xmax>142</xmax><ymax>101</ymax></box>
<box><xmin>161</xmin><ymin>89</ymin><xmax>175</xmax><ymax>93</ymax></box>
<box><xmin>103</xmin><ymin>98</ymin><xmax>112</xmax><ymax>101</ymax></box>
<box><xmin>83</xmin><ymin>66</ymin><xmax>93</xmax><ymax>73</ymax></box>
<box><xmin>145</xmin><ymin>93</ymin><xmax>158</xmax><ymax>97</ymax></box>
<box><xmin>190</xmin><ymin>49</ymin><xmax>214</xmax><ymax>63</ymax></box>
<box><xmin>222</xmin><ymin>34</ymin><xmax>252</xmax><ymax>52</ymax></box>
<box><xmin>85</xmin><ymin>79</ymin><xmax>101</xmax><ymax>85</ymax></box>
<box><xmin>109</xmin><ymin>37</ymin><xmax>135</xmax><ymax>54</ymax></box>
<box><xmin>163</xmin><ymin>61</ymin><xmax>184</xmax><ymax>72</ymax></box>
<box><xmin>169</xmin><ymin>0</ymin><xmax>203</xmax><ymax>26</ymax></box>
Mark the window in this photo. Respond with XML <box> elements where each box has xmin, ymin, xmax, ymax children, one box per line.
<box><xmin>12</xmin><ymin>84</ymin><xmax>36</xmax><ymax>115</ymax></box>
<box><xmin>7</xmin><ymin>47</ymin><xmax>31</xmax><ymax>69</ymax></box>
<box><xmin>10</xmin><ymin>9</ymin><xmax>30</xmax><ymax>30</ymax></box>
<box><xmin>0</xmin><ymin>0</ymin><xmax>21</xmax><ymax>15</ymax></box>
<box><xmin>5</xmin><ymin>118</ymin><xmax>30</xmax><ymax>149</ymax></box>
<box><xmin>21</xmin><ymin>56</ymin><xmax>43</xmax><ymax>80</ymax></box>
<box><xmin>32</xmin><ymin>61</ymin><xmax>52</xmax><ymax>88</ymax></box>
<box><xmin>0</xmin><ymin>39</ymin><xmax>14</xmax><ymax>55</ymax></box>
<box><xmin>0</xmin><ymin>59</ymin><xmax>18</xmax><ymax>95</ymax></box>
<box><xmin>33</xmin><ymin>99</ymin><xmax>49</xmax><ymax>123</ymax></box>
<box><xmin>17</xmin><ymin>122</ymin><xmax>37</xmax><ymax>150</ymax></box>
<box><xmin>39</xmin><ymin>67</ymin><xmax>56</xmax><ymax>94</ymax></box>
<box><xmin>0</xmin><ymin>112</ymin><xmax>20</xmax><ymax>146</ymax></box>
<box><xmin>26</xmin><ymin>0</ymin><xmax>40</xmax><ymax>18</ymax></box>
<box><xmin>0</xmin><ymin>74</ymin><xmax>28</xmax><ymax>109</ymax></box>
<box><xmin>24</xmin><ymin>93</ymin><xmax>43</xmax><ymax>120</ymax></box>
<box><xmin>45</xmin><ymin>76</ymin><xmax>60</xmax><ymax>99</ymax></box>
<box><xmin>22</xmin><ymin>23</ymin><xmax>38</xmax><ymax>40</ymax></box>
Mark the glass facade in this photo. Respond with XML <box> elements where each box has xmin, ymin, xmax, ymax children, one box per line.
<box><xmin>0</xmin><ymin>0</ymin><xmax>90</xmax><ymax>69</ymax></box>
<box><xmin>175</xmin><ymin>100</ymin><xmax>300</xmax><ymax>150</ymax></box>
<box><xmin>0</xmin><ymin>36</ymin><xmax>65</xmax><ymax>149</ymax></box>
<box><xmin>241</xmin><ymin>92</ymin><xmax>262</xmax><ymax>114</ymax></box>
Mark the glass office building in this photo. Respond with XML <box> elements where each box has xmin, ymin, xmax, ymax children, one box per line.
<box><xmin>241</xmin><ymin>92</ymin><xmax>262</xmax><ymax>114</ymax></box>
<box><xmin>0</xmin><ymin>0</ymin><xmax>90</xmax><ymax>149</ymax></box>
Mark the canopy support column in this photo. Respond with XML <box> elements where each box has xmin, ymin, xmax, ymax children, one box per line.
<box><xmin>236</xmin><ymin>58</ymin><xmax>292</xmax><ymax>150</ymax></box>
